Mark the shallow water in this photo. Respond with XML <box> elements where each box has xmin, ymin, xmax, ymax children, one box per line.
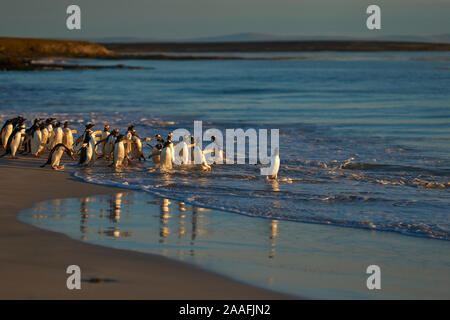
<box><xmin>18</xmin><ymin>191</ymin><xmax>450</xmax><ymax>299</ymax></box>
<box><xmin>1</xmin><ymin>51</ymin><xmax>449</xmax><ymax>239</ymax></box>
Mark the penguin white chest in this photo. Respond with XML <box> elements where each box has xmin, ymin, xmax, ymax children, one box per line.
<box><xmin>113</xmin><ymin>142</ymin><xmax>125</xmax><ymax>167</ymax></box>
<box><xmin>30</xmin><ymin>129</ymin><xmax>42</xmax><ymax>154</ymax></box>
<box><xmin>2</xmin><ymin>124</ymin><xmax>13</xmax><ymax>148</ymax></box>
<box><xmin>160</xmin><ymin>146</ymin><xmax>173</xmax><ymax>170</ymax></box>
<box><xmin>63</xmin><ymin>128</ymin><xmax>74</xmax><ymax>148</ymax></box>
<box><xmin>11</xmin><ymin>130</ymin><xmax>24</xmax><ymax>156</ymax></box>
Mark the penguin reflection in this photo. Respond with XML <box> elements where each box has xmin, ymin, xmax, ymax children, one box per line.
<box><xmin>79</xmin><ymin>197</ymin><xmax>91</xmax><ymax>235</ymax></box>
<box><xmin>109</xmin><ymin>193</ymin><xmax>123</xmax><ymax>222</ymax></box>
<box><xmin>269</xmin><ymin>220</ymin><xmax>278</xmax><ymax>259</ymax></box>
<box><xmin>177</xmin><ymin>202</ymin><xmax>187</xmax><ymax>239</ymax></box>
<box><xmin>159</xmin><ymin>198</ymin><xmax>171</xmax><ymax>243</ymax></box>
<box><xmin>99</xmin><ymin>226</ymin><xmax>132</xmax><ymax>238</ymax></box>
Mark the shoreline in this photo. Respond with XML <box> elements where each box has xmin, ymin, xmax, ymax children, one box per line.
<box><xmin>0</xmin><ymin>157</ymin><xmax>293</xmax><ymax>299</ymax></box>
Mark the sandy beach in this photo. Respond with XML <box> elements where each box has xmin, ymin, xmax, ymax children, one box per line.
<box><xmin>0</xmin><ymin>157</ymin><xmax>291</xmax><ymax>299</ymax></box>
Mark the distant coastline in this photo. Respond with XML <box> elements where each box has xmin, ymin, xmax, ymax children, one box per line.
<box><xmin>1</xmin><ymin>37</ymin><xmax>450</xmax><ymax>71</ymax></box>
<box><xmin>103</xmin><ymin>40</ymin><xmax>450</xmax><ymax>53</ymax></box>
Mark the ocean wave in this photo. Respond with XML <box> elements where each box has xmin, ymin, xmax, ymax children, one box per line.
<box><xmin>72</xmin><ymin>170</ymin><xmax>450</xmax><ymax>241</ymax></box>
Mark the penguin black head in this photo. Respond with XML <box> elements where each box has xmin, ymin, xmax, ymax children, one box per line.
<box><xmin>55</xmin><ymin>122</ymin><xmax>61</xmax><ymax>127</ymax></box>
<box><xmin>112</xmin><ymin>129</ymin><xmax>119</xmax><ymax>136</ymax></box>
<box><xmin>211</xmin><ymin>136</ymin><xmax>216</xmax><ymax>142</ymax></box>
<box><xmin>155</xmin><ymin>143</ymin><xmax>163</xmax><ymax>150</ymax></box>
<box><xmin>153</xmin><ymin>134</ymin><xmax>163</xmax><ymax>142</ymax></box>
<box><xmin>116</xmin><ymin>134</ymin><xmax>125</xmax><ymax>142</ymax></box>
<box><xmin>64</xmin><ymin>121</ymin><xmax>69</xmax><ymax>128</ymax></box>
<box><xmin>127</xmin><ymin>125</ymin><xmax>135</xmax><ymax>132</ymax></box>
<box><xmin>85</xmin><ymin>123</ymin><xmax>95</xmax><ymax>131</ymax></box>
<box><xmin>104</xmin><ymin>125</ymin><xmax>110</xmax><ymax>132</ymax></box>
<box><xmin>131</xmin><ymin>130</ymin><xmax>139</xmax><ymax>138</ymax></box>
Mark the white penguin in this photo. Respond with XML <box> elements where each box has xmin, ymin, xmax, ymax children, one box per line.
<box><xmin>167</xmin><ymin>133</ymin><xmax>175</xmax><ymax>163</ymax></box>
<box><xmin>147</xmin><ymin>143</ymin><xmax>162</xmax><ymax>166</ymax></box>
<box><xmin>45</xmin><ymin>121</ymin><xmax>54</xmax><ymax>150</ymax></box>
<box><xmin>160</xmin><ymin>141</ymin><xmax>173</xmax><ymax>171</ymax></box>
<box><xmin>62</xmin><ymin>121</ymin><xmax>76</xmax><ymax>151</ymax></box>
<box><xmin>204</xmin><ymin>135</ymin><xmax>224</xmax><ymax>164</ymax></box>
<box><xmin>261</xmin><ymin>147</ymin><xmax>280</xmax><ymax>179</ymax></box>
<box><xmin>99</xmin><ymin>125</ymin><xmax>110</xmax><ymax>155</ymax></box>
<box><xmin>193</xmin><ymin>137</ymin><xmax>211</xmax><ymax>171</ymax></box>
<box><xmin>37</xmin><ymin>120</ymin><xmax>50</xmax><ymax>154</ymax></box>
<box><xmin>0</xmin><ymin>120</ymin><xmax>26</xmax><ymax>159</ymax></box>
<box><xmin>125</xmin><ymin>125</ymin><xmax>135</xmax><ymax>158</ymax></box>
<box><xmin>181</xmin><ymin>135</ymin><xmax>189</xmax><ymax>164</ymax></box>
<box><xmin>30</xmin><ymin>121</ymin><xmax>43</xmax><ymax>156</ymax></box>
<box><xmin>50</xmin><ymin>122</ymin><xmax>63</xmax><ymax>150</ymax></box>
<box><xmin>1</xmin><ymin>118</ymin><xmax>17</xmax><ymax>149</ymax></box>
<box><xmin>101</xmin><ymin>129</ymin><xmax>118</xmax><ymax>160</ymax></box>
<box><xmin>40</xmin><ymin>143</ymin><xmax>76</xmax><ymax>170</ymax></box>
<box><xmin>78</xmin><ymin>125</ymin><xmax>96</xmax><ymax>166</ymax></box>
<box><xmin>112</xmin><ymin>135</ymin><xmax>126</xmax><ymax>168</ymax></box>
<box><xmin>130</xmin><ymin>131</ymin><xmax>150</xmax><ymax>161</ymax></box>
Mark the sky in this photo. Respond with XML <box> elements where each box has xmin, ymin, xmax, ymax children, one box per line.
<box><xmin>0</xmin><ymin>0</ymin><xmax>449</xmax><ymax>40</ymax></box>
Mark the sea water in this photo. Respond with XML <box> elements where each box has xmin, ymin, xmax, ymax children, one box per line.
<box><xmin>2</xmin><ymin>51</ymin><xmax>450</xmax><ymax>297</ymax></box>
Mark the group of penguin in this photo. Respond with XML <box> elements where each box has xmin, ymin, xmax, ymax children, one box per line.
<box><xmin>0</xmin><ymin>115</ymin><xmax>280</xmax><ymax>178</ymax></box>
<box><xmin>0</xmin><ymin>116</ymin><xmax>225</xmax><ymax>173</ymax></box>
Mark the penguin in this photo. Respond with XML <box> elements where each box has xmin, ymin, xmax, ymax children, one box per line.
<box><xmin>167</xmin><ymin>133</ymin><xmax>175</xmax><ymax>163</ymax></box>
<box><xmin>193</xmin><ymin>137</ymin><xmax>211</xmax><ymax>171</ymax></box>
<box><xmin>1</xmin><ymin>116</ymin><xmax>22</xmax><ymax>149</ymax></box>
<box><xmin>203</xmin><ymin>135</ymin><xmax>224</xmax><ymax>165</ymax></box>
<box><xmin>45</xmin><ymin>120</ymin><xmax>55</xmax><ymax>151</ymax></box>
<box><xmin>111</xmin><ymin>134</ymin><xmax>127</xmax><ymax>168</ymax></box>
<box><xmin>50</xmin><ymin>122</ymin><xmax>63</xmax><ymax>150</ymax></box>
<box><xmin>37</xmin><ymin>119</ymin><xmax>51</xmax><ymax>154</ymax></box>
<box><xmin>40</xmin><ymin>143</ymin><xmax>76</xmax><ymax>170</ymax></box>
<box><xmin>173</xmin><ymin>135</ymin><xmax>190</xmax><ymax>165</ymax></box>
<box><xmin>260</xmin><ymin>147</ymin><xmax>280</xmax><ymax>179</ymax></box>
<box><xmin>181</xmin><ymin>135</ymin><xmax>190</xmax><ymax>165</ymax></box>
<box><xmin>125</xmin><ymin>125</ymin><xmax>135</xmax><ymax>157</ymax></box>
<box><xmin>130</xmin><ymin>130</ymin><xmax>146</xmax><ymax>161</ymax></box>
<box><xmin>97</xmin><ymin>128</ymin><xmax>118</xmax><ymax>160</ymax></box>
<box><xmin>159</xmin><ymin>140</ymin><xmax>173</xmax><ymax>171</ymax></box>
<box><xmin>62</xmin><ymin>121</ymin><xmax>77</xmax><ymax>151</ymax></box>
<box><xmin>0</xmin><ymin>118</ymin><xmax>26</xmax><ymax>159</ymax></box>
<box><xmin>29</xmin><ymin>118</ymin><xmax>43</xmax><ymax>156</ymax></box>
<box><xmin>147</xmin><ymin>143</ymin><xmax>162</xmax><ymax>165</ymax></box>
<box><xmin>189</xmin><ymin>136</ymin><xmax>195</xmax><ymax>164</ymax></box>
<box><xmin>210</xmin><ymin>135</ymin><xmax>224</xmax><ymax>164</ymax></box>
<box><xmin>98</xmin><ymin>125</ymin><xmax>110</xmax><ymax>155</ymax></box>
<box><xmin>78</xmin><ymin>125</ymin><xmax>96</xmax><ymax>166</ymax></box>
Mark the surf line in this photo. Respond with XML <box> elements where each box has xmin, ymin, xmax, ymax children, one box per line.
<box><xmin>172</xmin><ymin>120</ymin><xmax>279</xmax><ymax>176</ymax></box>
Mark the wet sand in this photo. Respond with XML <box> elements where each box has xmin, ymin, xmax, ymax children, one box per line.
<box><xmin>0</xmin><ymin>157</ymin><xmax>292</xmax><ymax>299</ymax></box>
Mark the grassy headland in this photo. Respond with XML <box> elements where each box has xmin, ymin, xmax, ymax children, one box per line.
<box><xmin>1</xmin><ymin>37</ymin><xmax>449</xmax><ymax>70</ymax></box>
